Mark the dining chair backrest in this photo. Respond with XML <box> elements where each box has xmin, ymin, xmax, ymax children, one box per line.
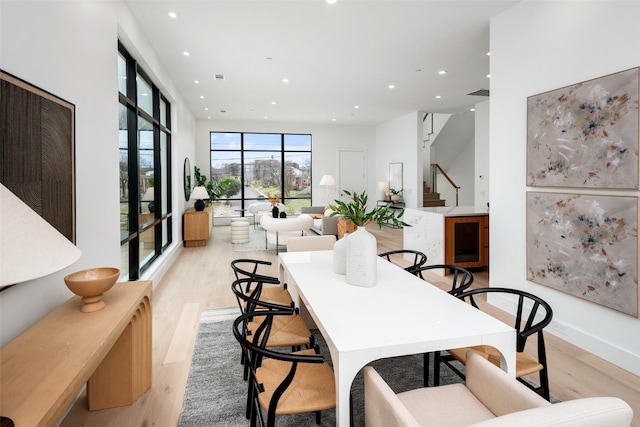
<box><xmin>286</xmin><ymin>235</ymin><xmax>337</xmax><ymax>252</ymax></box>
<box><xmin>231</xmin><ymin>258</ymin><xmax>280</xmax><ymax>284</ymax></box>
<box><xmin>231</xmin><ymin>277</ymin><xmax>293</xmax><ymax>315</ymax></box>
<box><xmin>415</xmin><ymin>264</ymin><xmax>474</xmax><ymax>296</ymax></box>
<box><xmin>378</xmin><ymin>249</ymin><xmax>427</xmax><ymax>276</ymax></box>
<box><xmin>456</xmin><ymin>287</ymin><xmax>553</xmax><ymax>353</ymax></box>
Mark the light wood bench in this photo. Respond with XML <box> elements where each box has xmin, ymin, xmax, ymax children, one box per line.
<box><xmin>0</xmin><ymin>281</ymin><xmax>152</xmax><ymax>426</ymax></box>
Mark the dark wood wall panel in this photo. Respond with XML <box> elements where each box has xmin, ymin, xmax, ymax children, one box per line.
<box><xmin>0</xmin><ymin>71</ymin><xmax>75</xmax><ymax>242</ymax></box>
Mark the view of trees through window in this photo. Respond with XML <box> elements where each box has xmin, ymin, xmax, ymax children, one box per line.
<box><xmin>209</xmin><ymin>132</ymin><xmax>312</xmax><ymax>217</ymax></box>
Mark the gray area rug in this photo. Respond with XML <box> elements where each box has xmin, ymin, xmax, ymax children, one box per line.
<box><xmin>178</xmin><ymin>308</ymin><xmax>466</xmax><ymax>427</ymax></box>
<box><xmin>234</xmin><ymin>227</ymin><xmax>279</xmax><ymax>252</ymax></box>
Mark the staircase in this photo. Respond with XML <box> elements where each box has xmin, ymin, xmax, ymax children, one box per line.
<box><xmin>423</xmin><ymin>182</ymin><xmax>446</xmax><ymax>207</ymax></box>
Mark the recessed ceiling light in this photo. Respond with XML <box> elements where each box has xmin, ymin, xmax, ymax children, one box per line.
<box><xmin>194</xmin><ymin>80</ymin><xmax>199</xmax><ymax>84</ymax></box>
<box><xmin>354</xmin><ymin>105</ymin><xmax>360</xmax><ymax>109</ymax></box>
<box><xmin>470</xmin><ymin>108</ymin><xmax>476</xmax><ymax>112</ymax></box>
<box><xmin>388</xmin><ymin>84</ymin><xmax>395</xmax><ymax>89</ymax></box>
<box><xmin>435</xmin><ymin>95</ymin><xmax>442</xmax><ymax>99</ymax></box>
<box><xmin>183</xmin><ymin>51</ymin><xmax>190</xmax><ymax>56</ymax></box>
<box><xmin>199</xmin><ymin>95</ymin><xmax>204</xmax><ymax>99</ymax></box>
<box><xmin>332</xmin><ymin>118</ymin><xmax>337</xmax><ymax>122</ymax></box>
<box><xmin>264</xmin><ymin>116</ymin><xmax>269</xmax><ymax>119</ymax></box>
<box><xmin>486</xmin><ymin>52</ymin><xmax>491</xmax><ymax>56</ymax></box>
<box><xmin>168</xmin><ymin>11</ymin><xmax>178</xmax><ymax>19</ymax></box>
<box><xmin>486</xmin><ymin>74</ymin><xmax>491</xmax><ymax>78</ymax></box>
<box><xmin>271</xmin><ymin>101</ymin><xmax>276</xmax><ymax>105</ymax></box>
<box><xmin>207</xmin><ymin>116</ymin><xmax>212</xmax><ymax>119</ymax></box>
<box><xmin>282</xmin><ymin>78</ymin><xmax>289</xmax><ymax>83</ymax></box>
<box><xmin>204</xmin><ymin>107</ymin><xmax>208</xmax><ymax>111</ymax></box>
<box><xmin>327</xmin><ymin>0</ymin><xmax>337</xmax><ymax>4</ymax></box>
<box><xmin>438</xmin><ymin>70</ymin><xmax>447</xmax><ymax>75</ymax></box>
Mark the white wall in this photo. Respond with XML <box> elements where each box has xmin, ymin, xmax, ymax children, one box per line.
<box><xmin>195</xmin><ymin>119</ymin><xmax>376</xmax><ymax>208</ymax></box>
<box><xmin>0</xmin><ymin>1</ymin><xmax>194</xmax><ymax>346</ymax></box>
<box><xmin>475</xmin><ymin>101</ymin><xmax>490</xmax><ymax>211</ymax></box>
<box><xmin>442</xmin><ymin>137</ymin><xmax>475</xmax><ymax>207</ymax></box>
<box><xmin>375</xmin><ymin>112</ymin><xmax>422</xmax><ymax>209</ymax></box>
<box><xmin>491</xmin><ymin>0</ymin><xmax>640</xmax><ymax>375</ymax></box>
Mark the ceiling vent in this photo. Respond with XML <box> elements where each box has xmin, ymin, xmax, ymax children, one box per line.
<box><xmin>467</xmin><ymin>89</ymin><xmax>490</xmax><ymax>97</ymax></box>
<box><xmin>215</xmin><ymin>74</ymin><xmax>225</xmax><ymax>81</ymax></box>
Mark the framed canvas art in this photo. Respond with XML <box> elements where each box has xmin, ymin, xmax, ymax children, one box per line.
<box><xmin>0</xmin><ymin>70</ymin><xmax>76</xmax><ymax>242</ymax></box>
<box><xmin>527</xmin><ymin>68</ymin><xmax>639</xmax><ymax>189</ymax></box>
<box><xmin>526</xmin><ymin>192</ymin><xmax>638</xmax><ymax>317</ymax></box>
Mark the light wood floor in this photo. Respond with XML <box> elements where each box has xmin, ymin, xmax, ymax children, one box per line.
<box><xmin>62</xmin><ymin>224</ymin><xmax>640</xmax><ymax>426</ymax></box>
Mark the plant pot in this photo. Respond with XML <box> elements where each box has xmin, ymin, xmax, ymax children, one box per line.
<box><xmin>391</xmin><ymin>194</ymin><xmax>401</xmax><ymax>202</ymax></box>
<box><xmin>346</xmin><ymin>226</ymin><xmax>377</xmax><ymax>287</ymax></box>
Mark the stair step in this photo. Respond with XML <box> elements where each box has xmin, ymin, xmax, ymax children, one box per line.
<box><xmin>423</xmin><ymin>192</ymin><xmax>441</xmax><ymax>200</ymax></box>
<box><xmin>423</xmin><ymin>200</ymin><xmax>447</xmax><ymax>207</ymax></box>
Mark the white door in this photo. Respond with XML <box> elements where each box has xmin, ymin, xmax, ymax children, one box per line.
<box><xmin>338</xmin><ymin>149</ymin><xmax>367</xmax><ymax>200</ymax></box>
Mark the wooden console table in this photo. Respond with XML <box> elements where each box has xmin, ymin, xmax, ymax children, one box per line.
<box><xmin>0</xmin><ymin>281</ymin><xmax>152</xmax><ymax>427</ymax></box>
<box><xmin>183</xmin><ymin>207</ymin><xmax>212</xmax><ymax>247</ymax></box>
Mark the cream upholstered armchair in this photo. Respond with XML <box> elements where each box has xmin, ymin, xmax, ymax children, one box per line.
<box><xmin>364</xmin><ymin>351</ymin><xmax>633</xmax><ymax>427</ymax></box>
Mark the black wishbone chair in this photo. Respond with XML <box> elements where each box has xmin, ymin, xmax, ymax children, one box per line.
<box><xmin>231</xmin><ymin>258</ymin><xmax>293</xmax><ymax>306</ymax></box>
<box><xmin>417</xmin><ymin>264</ymin><xmax>474</xmax><ymax>387</ymax></box>
<box><xmin>378</xmin><ymin>249</ymin><xmax>428</xmax><ymax>277</ymax></box>
<box><xmin>233</xmin><ymin>310</ymin><xmax>336</xmax><ymax>427</ymax></box>
<box><xmin>433</xmin><ymin>287</ymin><xmax>554</xmax><ymax>401</ymax></box>
<box><xmin>415</xmin><ymin>264</ymin><xmax>475</xmax><ymax>296</ymax></box>
<box><xmin>232</xmin><ymin>277</ymin><xmax>314</xmax><ymax>380</ymax></box>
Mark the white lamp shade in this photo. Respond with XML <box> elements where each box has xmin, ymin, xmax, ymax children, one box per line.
<box><xmin>378</xmin><ymin>181</ymin><xmax>389</xmax><ymax>192</ymax></box>
<box><xmin>319</xmin><ymin>175</ymin><xmax>336</xmax><ymax>186</ymax></box>
<box><xmin>190</xmin><ymin>186</ymin><xmax>209</xmax><ymax>200</ymax></box>
<box><xmin>0</xmin><ymin>184</ymin><xmax>81</xmax><ymax>288</ymax></box>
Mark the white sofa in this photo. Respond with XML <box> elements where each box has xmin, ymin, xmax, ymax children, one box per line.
<box><xmin>364</xmin><ymin>350</ymin><xmax>633</xmax><ymax>427</ymax></box>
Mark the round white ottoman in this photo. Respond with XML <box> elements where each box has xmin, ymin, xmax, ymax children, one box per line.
<box><xmin>231</xmin><ymin>220</ymin><xmax>250</xmax><ymax>243</ymax></box>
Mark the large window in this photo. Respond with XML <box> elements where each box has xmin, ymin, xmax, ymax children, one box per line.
<box><xmin>119</xmin><ymin>42</ymin><xmax>172</xmax><ymax>280</ymax></box>
<box><xmin>210</xmin><ymin>132</ymin><xmax>311</xmax><ymax>216</ymax></box>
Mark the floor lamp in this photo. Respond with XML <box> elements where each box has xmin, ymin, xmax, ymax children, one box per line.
<box><xmin>319</xmin><ymin>174</ymin><xmax>335</xmax><ymax>206</ymax></box>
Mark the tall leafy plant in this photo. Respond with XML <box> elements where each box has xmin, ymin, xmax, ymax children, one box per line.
<box><xmin>328</xmin><ymin>190</ymin><xmax>409</xmax><ymax>228</ymax></box>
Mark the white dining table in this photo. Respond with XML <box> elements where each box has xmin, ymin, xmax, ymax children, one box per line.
<box><xmin>278</xmin><ymin>250</ymin><xmax>516</xmax><ymax>427</ymax></box>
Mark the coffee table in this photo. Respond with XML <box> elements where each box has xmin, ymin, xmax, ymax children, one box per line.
<box><xmin>279</xmin><ymin>250</ymin><xmax>515</xmax><ymax>426</ymax></box>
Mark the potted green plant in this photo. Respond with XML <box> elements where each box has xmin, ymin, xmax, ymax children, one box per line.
<box><xmin>327</xmin><ymin>190</ymin><xmax>409</xmax><ymax>288</ymax></box>
<box><xmin>328</xmin><ymin>190</ymin><xmax>408</xmax><ymax>228</ymax></box>
<box><xmin>389</xmin><ymin>188</ymin><xmax>403</xmax><ymax>202</ymax></box>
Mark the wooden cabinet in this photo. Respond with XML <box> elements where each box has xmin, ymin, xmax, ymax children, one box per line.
<box><xmin>445</xmin><ymin>215</ymin><xmax>489</xmax><ymax>270</ymax></box>
<box><xmin>183</xmin><ymin>207</ymin><xmax>212</xmax><ymax>247</ymax></box>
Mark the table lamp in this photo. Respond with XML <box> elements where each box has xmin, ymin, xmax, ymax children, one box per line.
<box><xmin>319</xmin><ymin>174</ymin><xmax>335</xmax><ymax>206</ymax></box>
<box><xmin>191</xmin><ymin>186</ymin><xmax>209</xmax><ymax>211</ymax></box>
<box><xmin>378</xmin><ymin>181</ymin><xmax>389</xmax><ymax>201</ymax></box>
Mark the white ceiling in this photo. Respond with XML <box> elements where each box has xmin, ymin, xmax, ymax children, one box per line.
<box><xmin>124</xmin><ymin>0</ymin><xmax>518</xmax><ymax>126</ymax></box>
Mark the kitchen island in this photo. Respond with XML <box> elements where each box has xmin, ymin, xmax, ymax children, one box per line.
<box><xmin>403</xmin><ymin>206</ymin><xmax>489</xmax><ymax>275</ymax></box>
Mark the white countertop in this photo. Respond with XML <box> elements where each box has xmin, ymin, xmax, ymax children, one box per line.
<box><xmin>410</xmin><ymin>205</ymin><xmax>489</xmax><ymax>217</ymax></box>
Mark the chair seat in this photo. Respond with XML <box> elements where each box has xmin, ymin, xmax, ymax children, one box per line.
<box><xmin>254</xmin><ymin>285</ymin><xmax>293</xmax><ymax>306</ymax></box>
<box><xmin>448</xmin><ymin>346</ymin><xmax>544</xmax><ymax>377</ymax></box>
<box><xmin>247</xmin><ymin>313</ymin><xmax>312</xmax><ymax>347</ymax></box>
<box><xmin>398</xmin><ymin>383</ymin><xmax>496</xmax><ymax>427</ymax></box>
<box><xmin>257</xmin><ymin>355</ymin><xmax>336</xmax><ymax>415</ymax></box>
